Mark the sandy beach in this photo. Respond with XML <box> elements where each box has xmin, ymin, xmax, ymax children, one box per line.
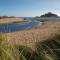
<box><xmin>0</xmin><ymin>18</ymin><xmax>31</xmax><ymax>23</ymax></box>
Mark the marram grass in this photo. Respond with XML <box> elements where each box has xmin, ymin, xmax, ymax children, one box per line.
<box><xmin>0</xmin><ymin>33</ymin><xmax>35</xmax><ymax>60</ymax></box>
<box><xmin>16</xmin><ymin>45</ymin><xmax>33</xmax><ymax>60</ymax></box>
<box><xmin>36</xmin><ymin>34</ymin><xmax>60</xmax><ymax>60</ymax></box>
<box><xmin>0</xmin><ymin>33</ymin><xmax>20</xmax><ymax>60</ymax></box>
<box><xmin>0</xmin><ymin>33</ymin><xmax>30</xmax><ymax>60</ymax></box>
<box><xmin>0</xmin><ymin>33</ymin><xmax>60</xmax><ymax>60</ymax></box>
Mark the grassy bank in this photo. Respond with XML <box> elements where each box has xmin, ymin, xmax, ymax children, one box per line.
<box><xmin>0</xmin><ymin>32</ymin><xmax>60</xmax><ymax>60</ymax></box>
<box><xmin>36</xmin><ymin>34</ymin><xmax>60</xmax><ymax>60</ymax></box>
<box><xmin>0</xmin><ymin>33</ymin><xmax>20</xmax><ymax>60</ymax></box>
<box><xmin>6</xmin><ymin>21</ymin><xmax>60</xmax><ymax>50</ymax></box>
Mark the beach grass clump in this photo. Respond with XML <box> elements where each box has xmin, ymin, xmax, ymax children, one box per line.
<box><xmin>36</xmin><ymin>34</ymin><xmax>60</xmax><ymax>60</ymax></box>
<box><xmin>0</xmin><ymin>33</ymin><xmax>20</xmax><ymax>60</ymax></box>
<box><xmin>0</xmin><ymin>33</ymin><xmax>37</xmax><ymax>60</ymax></box>
<box><xmin>0</xmin><ymin>32</ymin><xmax>60</xmax><ymax>60</ymax></box>
<box><xmin>16</xmin><ymin>45</ymin><xmax>35</xmax><ymax>60</ymax></box>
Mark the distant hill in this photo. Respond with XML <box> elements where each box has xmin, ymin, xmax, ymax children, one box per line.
<box><xmin>40</xmin><ymin>12</ymin><xmax>59</xmax><ymax>18</ymax></box>
<box><xmin>0</xmin><ymin>16</ymin><xmax>16</xmax><ymax>19</ymax></box>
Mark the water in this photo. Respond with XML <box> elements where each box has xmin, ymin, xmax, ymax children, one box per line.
<box><xmin>0</xmin><ymin>21</ymin><xmax>42</xmax><ymax>33</ymax></box>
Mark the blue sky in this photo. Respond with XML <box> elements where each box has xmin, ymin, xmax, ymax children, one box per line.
<box><xmin>0</xmin><ymin>0</ymin><xmax>60</xmax><ymax>17</ymax></box>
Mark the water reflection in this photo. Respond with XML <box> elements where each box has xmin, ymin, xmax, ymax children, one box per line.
<box><xmin>0</xmin><ymin>21</ymin><xmax>42</xmax><ymax>33</ymax></box>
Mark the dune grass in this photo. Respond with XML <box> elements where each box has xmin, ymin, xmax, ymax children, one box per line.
<box><xmin>6</xmin><ymin>21</ymin><xmax>60</xmax><ymax>50</ymax></box>
<box><xmin>1</xmin><ymin>33</ymin><xmax>60</xmax><ymax>60</ymax></box>
<box><xmin>0</xmin><ymin>33</ymin><xmax>20</xmax><ymax>60</ymax></box>
<box><xmin>0</xmin><ymin>33</ymin><xmax>37</xmax><ymax>60</ymax></box>
<box><xmin>36</xmin><ymin>34</ymin><xmax>60</xmax><ymax>60</ymax></box>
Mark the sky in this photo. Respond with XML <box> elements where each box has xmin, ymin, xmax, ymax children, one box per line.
<box><xmin>0</xmin><ymin>0</ymin><xmax>60</xmax><ymax>17</ymax></box>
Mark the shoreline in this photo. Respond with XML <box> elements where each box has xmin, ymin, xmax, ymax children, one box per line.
<box><xmin>0</xmin><ymin>17</ymin><xmax>31</xmax><ymax>23</ymax></box>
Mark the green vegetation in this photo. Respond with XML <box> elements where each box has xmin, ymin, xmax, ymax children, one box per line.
<box><xmin>0</xmin><ymin>16</ymin><xmax>15</xmax><ymax>19</ymax></box>
<box><xmin>0</xmin><ymin>33</ymin><xmax>36</xmax><ymax>60</ymax></box>
<box><xmin>36</xmin><ymin>34</ymin><xmax>60</xmax><ymax>60</ymax></box>
<box><xmin>0</xmin><ymin>33</ymin><xmax>60</xmax><ymax>60</ymax></box>
<box><xmin>40</xmin><ymin>12</ymin><xmax>59</xmax><ymax>18</ymax></box>
<box><xmin>0</xmin><ymin>33</ymin><xmax>20</xmax><ymax>60</ymax></box>
<box><xmin>16</xmin><ymin>45</ymin><xmax>33</xmax><ymax>60</ymax></box>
